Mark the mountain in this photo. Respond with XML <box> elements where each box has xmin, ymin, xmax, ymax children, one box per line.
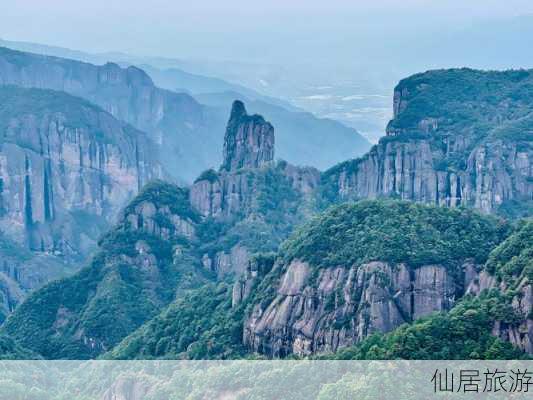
<box><xmin>196</xmin><ymin>91</ymin><xmax>370</xmax><ymax>170</ymax></box>
<box><xmin>0</xmin><ymin>42</ymin><xmax>372</xmax><ymax>173</ymax></box>
<box><xmin>2</xmin><ymin>66</ymin><xmax>532</xmax><ymax>360</ymax></box>
<box><xmin>107</xmin><ymin>201</ymin><xmax>530</xmax><ymax>360</ymax></box>
<box><xmin>1</xmin><ymin>180</ymin><xmax>208</xmax><ymax>359</ymax></box>
<box><xmin>0</xmin><ymin>85</ymin><xmax>160</xmax><ymax>320</ymax></box>
<box><xmin>1</xmin><ymin>101</ymin><xmax>319</xmax><ymax>359</ymax></box>
<box><xmin>330</xmin><ymin>220</ymin><xmax>533</xmax><ymax>359</ymax></box>
<box><xmin>322</xmin><ymin>68</ymin><xmax>533</xmax><ymax>215</ymax></box>
<box><xmin>242</xmin><ymin>201</ymin><xmax>510</xmax><ymax>357</ymax></box>
<box><xmin>326</xmin><ymin>292</ymin><xmax>527</xmax><ymax>360</ymax></box>
<box><xmin>0</xmin><ymin>46</ymin><xmax>222</xmax><ymax>182</ymax></box>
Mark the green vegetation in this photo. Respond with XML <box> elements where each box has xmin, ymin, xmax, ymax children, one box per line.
<box><xmin>386</xmin><ymin>68</ymin><xmax>533</xmax><ymax>169</ymax></box>
<box><xmin>282</xmin><ymin>200</ymin><xmax>508</xmax><ymax>271</ymax></box>
<box><xmin>196</xmin><ymin>163</ymin><xmax>307</xmax><ymax>261</ymax></box>
<box><xmin>124</xmin><ymin>180</ymin><xmax>201</xmax><ymax>224</ymax></box>
<box><xmin>194</xmin><ymin>168</ymin><xmax>219</xmax><ymax>184</ymax></box>
<box><xmin>0</xmin><ymin>334</ymin><xmax>40</xmax><ymax>360</ymax></box>
<box><xmin>390</xmin><ymin>68</ymin><xmax>533</xmax><ymax>132</ymax></box>
<box><xmin>0</xmin><ymin>181</ymin><xmax>208</xmax><ymax>359</ymax></box>
<box><xmin>327</xmin><ymin>291</ymin><xmax>527</xmax><ymax>360</ymax></box>
<box><xmin>485</xmin><ymin>220</ymin><xmax>533</xmax><ymax>288</ymax></box>
<box><xmin>106</xmin><ymin>283</ymin><xmax>246</xmax><ymax>360</ymax></box>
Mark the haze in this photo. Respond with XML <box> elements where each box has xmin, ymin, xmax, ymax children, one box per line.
<box><xmin>1</xmin><ymin>0</ymin><xmax>533</xmax><ymax>62</ymax></box>
<box><xmin>2</xmin><ymin>0</ymin><xmax>533</xmax><ymax>140</ymax></box>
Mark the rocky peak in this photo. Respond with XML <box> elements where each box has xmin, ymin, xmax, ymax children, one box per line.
<box><xmin>221</xmin><ymin>100</ymin><xmax>275</xmax><ymax>172</ymax></box>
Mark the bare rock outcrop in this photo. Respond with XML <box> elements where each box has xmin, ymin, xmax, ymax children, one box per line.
<box><xmin>221</xmin><ymin>101</ymin><xmax>275</xmax><ymax>172</ymax></box>
<box><xmin>244</xmin><ymin>260</ymin><xmax>469</xmax><ymax>357</ymax></box>
<box><xmin>323</xmin><ymin>69</ymin><xmax>533</xmax><ymax>214</ymax></box>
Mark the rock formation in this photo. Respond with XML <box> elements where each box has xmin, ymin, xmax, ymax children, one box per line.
<box><xmin>190</xmin><ymin>101</ymin><xmax>319</xmax><ymax>277</ymax></box>
<box><xmin>0</xmin><ymin>46</ymin><xmax>222</xmax><ymax>181</ymax></box>
<box><xmin>0</xmin><ymin>86</ymin><xmax>160</xmax><ymax>316</ymax></box>
<box><xmin>243</xmin><ymin>260</ymin><xmax>469</xmax><ymax>357</ymax></box>
<box><xmin>323</xmin><ymin>69</ymin><xmax>533</xmax><ymax>215</ymax></box>
<box><xmin>190</xmin><ymin>101</ymin><xmax>319</xmax><ymax>219</ymax></box>
<box><xmin>1</xmin><ymin>181</ymin><xmax>203</xmax><ymax>359</ymax></box>
<box><xmin>221</xmin><ymin>100</ymin><xmax>275</xmax><ymax>172</ymax></box>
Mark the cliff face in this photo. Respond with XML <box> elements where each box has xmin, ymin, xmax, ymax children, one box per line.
<box><xmin>244</xmin><ymin>260</ymin><xmax>468</xmax><ymax>357</ymax></box>
<box><xmin>0</xmin><ymin>46</ymin><xmax>222</xmax><ymax>181</ymax></box>
<box><xmin>0</xmin><ymin>86</ymin><xmax>160</xmax><ymax>316</ymax></box>
<box><xmin>191</xmin><ymin>101</ymin><xmax>318</xmax><ymax>219</ymax></box>
<box><xmin>242</xmin><ymin>201</ymin><xmax>513</xmax><ymax>357</ymax></box>
<box><xmin>190</xmin><ymin>101</ymin><xmax>319</xmax><ymax>277</ymax></box>
<box><xmin>469</xmin><ymin>221</ymin><xmax>533</xmax><ymax>354</ymax></box>
<box><xmin>1</xmin><ymin>103</ymin><xmax>320</xmax><ymax>358</ymax></box>
<box><xmin>221</xmin><ymin>100</ymin><xmax>275</xmax><ymax>172</ymax></box>
<box><xmin>0</xmin><ymin>86</ymin><xmax>159</xmax><ymax>254</ymax></box>
<box><xmin>323</xmin><ymin>69</ymin><xmax>533</xmax><ymax>215</ymax></box>
<box><xmin>1</xmin><ymin>181</ymin><xmax>205</xmax><ymax>359</ymax></box>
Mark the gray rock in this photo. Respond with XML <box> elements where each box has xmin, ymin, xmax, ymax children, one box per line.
<box><xmin>244</xmin><ymin>260</ymin><xmax>475</xmax><ymax>357</ymax></box>
<box><xmin>221</xmin><ymin>101</ymin><xmax>274</xmax><ymax>172</ymax></box>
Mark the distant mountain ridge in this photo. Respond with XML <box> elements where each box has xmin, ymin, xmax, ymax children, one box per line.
<box><xmin>0</xmin><ymin>46</ymin><xmax>218</xmax><ymax>182</ymax></box>
<box><xmin>0</xmin><ymin>41</ymin><xmax>372</xmax><ymax>173</ymax></box>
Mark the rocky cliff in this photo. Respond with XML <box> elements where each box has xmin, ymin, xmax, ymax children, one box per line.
<box><xmin>1</xmin><ymin>181</ymin><xmax>206</xmax><ymax>359</ymax></box>
<box><xmin>322</xmin><ymin>69</ymin><xmax>533</xmax><ymax>215</ymax></box>
<box><xmin>471</xmin><ymin>221</ymin><xmax>533</xmax><ymax>354</ymax></box>
<box><xmin>190</xmin><ymin>101</ymin><xmax>319</xmax><ymax>277</ymax></box>
<box><xmin>191</xmin><ymin>101</ymin><xmax>318</xmax><ymax>218</ymax></box>
<box><xmin>0</xmin><ymin>46</ymin><xmax>222</xmax><ymax>181</ymax></box>
<box><xmin>242</xmin><ymin>201</ymin><xmax>511</xmax><ymax>357</ymax></box>
<box><xmin>221</xmin><ymin>100</ymin><xmax>275</xmax><ymax>172</ymax></box>
<box><xmin>0</xmin><ymin>86</ymin><xmax>160</xmax><ymax>319</ymax></box>
<box><xmin>0</xmin><ymin>103</ymin><xmax>320</xmax><ymax>358</ymax></box>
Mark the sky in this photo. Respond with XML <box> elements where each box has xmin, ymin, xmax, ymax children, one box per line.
<box><xmin>2</xmin><ymin>0</ymin><xmax>533</xmax><ymax>63</ymax></box>
<box><xmin>2</xmin><ymin>1</ymin><xmax>533</xmax><ymax>140</ymax></box>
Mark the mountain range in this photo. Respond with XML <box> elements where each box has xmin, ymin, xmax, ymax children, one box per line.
<box><xmin>1</xmin><ymin>68</ymin><xmax>532</xmax><ymax>359</ymax></box>
<box><xmin>0</xmin><ymin>45</ymin><xmax>531</xmax><ymax>360</ymax></box>
<box><xmin>0</xmin><ymin>41</ymin><xmax>371</xmax><ymax>172</ymax></box>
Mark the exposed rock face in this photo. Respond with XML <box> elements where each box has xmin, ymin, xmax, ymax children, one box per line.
<box><xmin>1</xmin><ymin>181</ymin><xmax>203</xmax><ymax>359</ymax></box>
<box><xmin>0</xmin><ymin>87</ymin><xmax>159</xmax><ymax>255</ymax></box>
<box><xmin>326</xmin><ymin>138</ymin><xmax>531</xmax><ymax>214</ymax></box>
<box><xmin>0</xmin><ymin>270</ymin><xmax>23</xmax><ymax>323</ymax></box>
<box><xmin>190</xmin><ymin>163</ymin><xmax>319</xmax><ymax>220</ymax></box>
<box><xmin>202</xmin><ymin>245</ymin><xmax>250</xmax><ymax>278</ymax></box>
<box><xmin>190</xmin><ymin>100</ymin><xmax>280</xmax><ymax>218</ymax></box>
<box><xmin>125</xmin><ymin>199</ymin><xmax>196</xmax><ymax>241</ymax></box>
<box><xmin>323</xmin><ymin>69</ymin><xmax>533</xmax><ymax>214</ymax></box>
<box><xmin>0</xmin><ymin>46</ymin><xmax>222</xmax><ymax>181</ymax></box>
<box><xmin>0</xmin><ymin>86</ymin><xmax>160</xmax><ymax>317</ymax></box>
<box><xmin>189</xmin><ymin>102</ymin><xmax>319</xmax><ymax>277</ymax></box>
<box><xmin>232</xmin><ymin>253</ymin><xmax>276</xmax><ymax>307</ymax></box>
<box><xmin>221</xmin><ymin>101</ymin><xmax>275</xmax><ymax>172</ymax></box>
<box><xmin>244</xmin><ymin>260</ymin><xmax>467</xmax><ymax>357</ymax></box>
<box><xmin>467</xmin><ymin>274</ymin><xmax>532</xmax><ymax>354</ymax></box>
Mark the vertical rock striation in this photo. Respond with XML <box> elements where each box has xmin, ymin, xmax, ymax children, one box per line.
<box><xmin>322</xmin><ymin>69</ymin><xmax>533</xmax><ymax>215</ymax></box>
<box><xmin>243</xmin><ymin>260</ymin><xmax>467</xmax><ymax>357</ymax></box>
<box><xmin>190</xmin><ymin>101</ymin><xmax>318</xmax><ymax>219</ymax></box>
<box><xmin>190</xmin><ymin>100</ymin><xmax>319</xmax><ymax>278</ymax></box>
<box><xmin>0</xmin><ymin>86</ymin><xmax>160</xmax><ymax>314</ymax></box>
<box><xmin>0</xmin><ymin>46</ymin><xmax>221</xmax><ymax>181</ymax></box>
<box><xmin>221</xmin><ymin>100</ymin><xmax>275</xmax><ymax>172</ymax></box>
